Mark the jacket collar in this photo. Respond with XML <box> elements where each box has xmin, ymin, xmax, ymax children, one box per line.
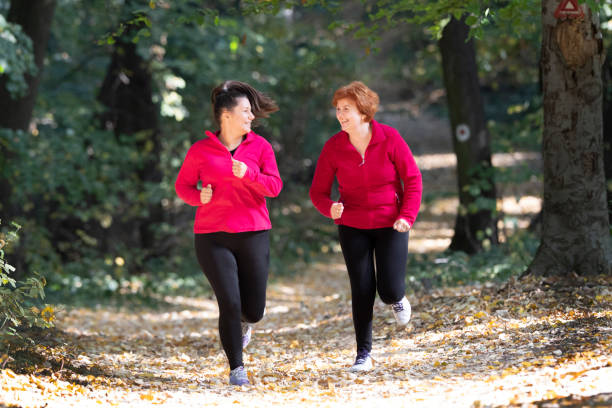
<box><xmin>339</xmin><ymin>119</ymin><xmax>386</xmax><ymax>146</ymax></box>
<box><xmin>369</xmin><ymin>119</ymin><xmax>386</xmax><ymax>145</ymax></box>
<box><xmin>204</xmin><ymin>130</ymin><xmax>255</xmax><ymax>147</ymax></box>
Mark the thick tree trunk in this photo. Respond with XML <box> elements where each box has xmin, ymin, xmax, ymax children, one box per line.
<box><xmin>97</xmin><ymin>15</ymin><xmax>163</xmax><ymax>262</ymax></box>
<box><xmin>0</xmin><ymin>0</ymin><xmax>55</xmax><ymax>130</ymax></box>
<box><xmin>438</xmin><ymin>16</ymin><xmax>498</xmax><ymax>254</ymax></box>
<box><xmin>524</xmin><ymin>2</ymin><xmax>611</xmax><ymax>277</ymax></box>
<box><xmin>603</xmin><ymin>45</ymin><xmax>612</xmax><ymax>223</ymax></box>
<box><xmin>0</xmin><ymin>0</ymin><xmax>56</xmax><ymax>223</ymax></box>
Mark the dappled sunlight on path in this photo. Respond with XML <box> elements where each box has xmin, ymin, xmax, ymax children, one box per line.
<box><xmin>2</xmin><ymin>257</ymin><xmax>610</xmax><ymax>407</ymax></box>
<box><xmin>411</xmin><ymin>150</ymin><xmax>542</xmax><ymax>253</ymax></box>
<box><xmin>0</xmin><ymin>136</ymin><xmax>605</xmax><ymax>406</ymax></box>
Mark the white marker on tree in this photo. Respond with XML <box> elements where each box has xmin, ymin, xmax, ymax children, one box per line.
<box><xmin>456</xmin><ymin>124</ymin><xmax>470</xmax><ymax>142</ymax></box>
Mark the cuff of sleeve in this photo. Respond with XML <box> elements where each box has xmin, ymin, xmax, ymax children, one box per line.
<box><xmin>398</xmin><ymin>216</ymin><xmax>414</xmax><ymax>228</ymax></box>
<box><xmin>245</xmin><ymin>166</ymin><xmax>257</xmax><ymax>181</ymax></box>
<box><xmin>324</xmin><ymin>201</ymin><xmax>335</xmax><ymax>218</ymax></box>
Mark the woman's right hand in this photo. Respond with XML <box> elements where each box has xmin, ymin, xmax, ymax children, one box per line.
<box><xmin>200</xmin><ymin>184</ymin><xmax>213</xmax><ymax>204</ymax></box>
<box><xmin>330</xmin><ymin>202</ymin><xmax>344</xmax><ymax>220</ymax></box>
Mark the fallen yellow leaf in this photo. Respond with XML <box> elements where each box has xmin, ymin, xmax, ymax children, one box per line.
<box><xmin>140</xmin><ymin>393</ymin><xmax>155</xmax><ymax>401</ymax></box>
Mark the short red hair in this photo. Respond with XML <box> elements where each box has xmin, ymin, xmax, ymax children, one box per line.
<box><xmin>332</xmin><ymin>81</ymin><xmax>379</xmax><ymax>122</ymax></box>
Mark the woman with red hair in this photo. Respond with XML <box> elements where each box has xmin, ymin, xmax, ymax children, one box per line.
<box><xmin>310</xmin><ymin>81</ymin><xmax>422</xmax><ymax>372</ymax></box>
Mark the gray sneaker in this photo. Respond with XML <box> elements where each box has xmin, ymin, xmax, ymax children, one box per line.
<box><xmin>229</xmin><ymin>365</ymin><xmax>250</xmax><ymax>386</ymax></box>
<box><xmin>348</xmin><ymin>350</ymin><xmax>373</xmax><ymax>372</ymax></box>
<box><xmin>241</xmin><ymin>323</ymin><xmax>252</xmax><ymax>349</ymax></box>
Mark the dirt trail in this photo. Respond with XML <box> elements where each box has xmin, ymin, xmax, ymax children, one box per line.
<box><xmin>1</xmin><ymin>113</ymin><xmax>610</xmax><ymax>407</ymax></box>
<box><xmin>1</xmin><ymin>253</ymin><xmax>611</xmax><ymax>407</ymax></box>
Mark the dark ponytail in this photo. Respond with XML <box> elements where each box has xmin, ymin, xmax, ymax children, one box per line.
<box><xmin>211</xmin><ymin>80</ymin><xmax>278</xmax><ymax>125</ymax></box>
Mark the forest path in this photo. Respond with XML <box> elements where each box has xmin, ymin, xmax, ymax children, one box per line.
<box><xmin>1</xmin><ymin>136</ymin><xmax>610</xmax><ymax>407</ymax></box>
<box><xmin>1</xmin><ymin>255</ymin><xmax>611</xmax><ymax>407</ymax></box>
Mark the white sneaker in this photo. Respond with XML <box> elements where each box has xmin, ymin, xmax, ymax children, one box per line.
<box><xmin>391</xmin><ymin>296</ymin><xmax>411</xmax><ymax>325</ymax></box>
<box><xmin>241</xmin><ymin>323</ymin><xmax>252</xmax><ymax>349</ymax></box>
<box><xmin>348</xmin><ymin>351</ymin><xmax>373</xmax><ymax>372</ymax></box>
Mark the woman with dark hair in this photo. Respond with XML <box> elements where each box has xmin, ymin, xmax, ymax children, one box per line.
<box><xmin>175</xmin><ymin>80</ymin><xmax>282</xmax><ymax>386</ymax></box>
<box><xmin>310</xmin><ymin>81</ymin><xmax>422</xmax><ymax>372</ymax></box>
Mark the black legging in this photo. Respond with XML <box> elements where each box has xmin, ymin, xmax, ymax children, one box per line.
<box><xmin>194</xmin><ymin>230</ymin><xmax>269</xmax><ymax>370</ymax></box>
<box><xmin>338</xmin><ymin>225</ymin><xmax>408</xmax><ymax>354</ymax></box>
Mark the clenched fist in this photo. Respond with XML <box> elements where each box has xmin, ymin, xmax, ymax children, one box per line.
<box><xmin>232</xmin><ymin>159</ymin><xmax>247</xmax><ymax>178</ymax></box>
<box><xmin>393</xmin><ymin>218</ymin><xmax>411</xmax><ymax>232</ymax></box>
<box><xmin>200</xmin><ymin>184</ymin><xmax>213</xmax><ymax>204</ymax></box>
<box><xmin>330</xmin><ymin>202</ymin><xmax>344</xmax><ymax>220</ymax></box>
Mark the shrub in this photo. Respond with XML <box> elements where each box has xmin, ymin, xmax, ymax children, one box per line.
<box><xmin>0</xmin><ymin>221</ymin><xmax>53</xmax><ymax>340</ymax></box>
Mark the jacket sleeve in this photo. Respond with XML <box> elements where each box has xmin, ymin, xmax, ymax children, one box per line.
<box><xmin>309</xmin><ymin>141</ymin><xmax>336</xmax><ymax>218</ymax></box>
<box><xmin>243</xmin><ymin>141</ymin><xmax>283</xmax><ymax>197</ymax></box>
<box><xmin>174</xmin><ymin>145</ymin><xmax>202</xmax><ymax>206</ymax></box>
<box><xmin>391</xmin><ymin>132</ymin><xmax>422</xmax><ymax>226</ymax></box>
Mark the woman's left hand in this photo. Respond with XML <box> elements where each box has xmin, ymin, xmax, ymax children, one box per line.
<box><xmin>393</xmin><ymin>218</ymin><xmax>411</xmax><ymax>232</ymax></box>
<box><xmin>232</xmin><ymin>159</ymin><xmax>248</xmax><ymax>178</ymax></box>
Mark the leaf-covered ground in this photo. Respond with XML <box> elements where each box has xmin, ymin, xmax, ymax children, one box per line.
<box><xmin>1</xmin><ymin>257</ymin><xmax>611</xmax><ymax>408</ymax></box>
<box><xmin>2</xmin><ymin>151</ymin><xmax>610</xmax><ymax>407</ymax></box>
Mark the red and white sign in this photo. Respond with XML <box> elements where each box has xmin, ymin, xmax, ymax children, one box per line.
<box><xmin>554</xmin><ymin>0</ymin><xmax>584</xmax><ymax>19</ymax></box>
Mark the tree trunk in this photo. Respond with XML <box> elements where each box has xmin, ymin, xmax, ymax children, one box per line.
<box><xmin>97</xmin><ymin>13</ymin><xmax>163</xmax><ymax>265</ymax></box>
<box><xmin>524</xmin><ymin>1</ymin><xmax>611</xmax><ymax>277</ymax></box>
<box><xmin>438</xmin><ymin>16</ymin><xmax>498</xmax><ymax>254</ymax></box>
<box><xmin>0</xmin><ymin>0</ymin><xmax>56</xmax><ymax>130</ymax></box>
<box><xmin>0</xmin><ymin>0</ymin><xmax>56</xmax><ymax>223</ymax></box>
<box><xmin>602</xmin><ymin>44</ymin><xmax>612</xmax><ymax>223</ymax></box>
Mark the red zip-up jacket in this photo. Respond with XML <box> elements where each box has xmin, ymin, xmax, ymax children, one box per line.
<box><xmin>310</xmin><ymin>120</ymin><xmax>422</xmax><ymax>229</ymax></box>
<box><xmin>175</xmin><ymin>130</ymin><xmax>282</xmax><ymax>233</ymax></box>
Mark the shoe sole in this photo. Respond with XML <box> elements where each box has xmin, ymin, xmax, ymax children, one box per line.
<box><xmin>348</xmin><ymin>366</ymin><xmax>372</xmax><ymax>373</ymax></box>
<box><xmin>230</xmin><ymin>380</ymin><xmax>250</xmax><ymax>386</ymax></box>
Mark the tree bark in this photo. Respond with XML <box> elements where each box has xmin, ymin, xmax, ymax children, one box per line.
<box><xmin>0</xmin><ymin>0</ymin><xmax>56</xmax><ymax>130</ymax></box>
<box><xmin>0</xmin><ymin>0</ymin><xmax>56</xmax><ymax>224</ymax></box>
<box><xmin>438</xmin><ymin>16</ymin><xmax>498</xmax><ymax>254</ymax></box>
<box><xmin>602</xmin><ymin>44</ymin><xmax>612</xmax><ymax>223</ymax></box>
<box><xmin>97</xmin><ymin>13</ymin><xmax>163</xmax><ymax>264</ymax></box>
<box><xmin>524</xmin><ymin>1</ymin><xmax>611</xmax><ymax>277</ymax></box>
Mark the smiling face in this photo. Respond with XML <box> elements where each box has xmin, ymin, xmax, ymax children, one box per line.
<box><xmin>221</xmin><ymin>96</ymin><xmax>255</xmax><ymax>136</ymax></box>
<box><xmin>335</xmin><ymin>97</ymin><xmax>367</xmax><ymax>134</ymax></box>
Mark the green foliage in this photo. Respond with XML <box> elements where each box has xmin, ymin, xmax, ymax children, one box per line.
<box><xmin>242</xmin><ymin>0</ymin><xmax>341</xmax><ymax>16</ymax></box>
<box><xmin>153</xmin><ymin>8</ymin><xmax>355</xmax><ymax>174</ymax></box>
<box><xmin>489</xmin><ymin>98</ymin><xmax>543</xmax><ymax>153</ymax></box>
<box><xmin>0</xmin><ymin>0</ymin><xmax>358</xmax><ymax>302</ymax></box>
<box><xmin>98</xmin><ymin>12</ymin><xmax>152</xmax><ymax>45</ymax></box>
<box><xmin>407</xmin><ymin>229</ymin><xmax>539</xmax><ymax>292</ymax></box>
<box><xmin>269</xmin><ymin>188</ymin><xmax>340</xmax><ymax>277</ymax></box>
<box><xmin>0</xmin><ymin>221</ymin><xmax>53</xmax><ymax>340</ymax></box>
<box><xmin>0</xmin><ymin>0</ymin><xmax>552</xmax><ymax>305</ymax></box>
<box><xmin>2</xmin><ymin>120</ymin><xmax>194</xmax><ymax>297</ymax></box>
<box><xmin>262</xmin><ymin>0</ymin><xmax>606</xmax><ymax>42</ymax></box>
<box><xmin>0</xmin><ymin>14</ymin><xmax>37</xmax><ymax>98</ymax></box>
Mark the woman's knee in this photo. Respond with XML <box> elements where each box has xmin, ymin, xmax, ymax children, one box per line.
<box><xmin>378</xmin><ymin>288</ymin><xmax>404</xmax><ymax>305</ymax></box>
<box><xmin>241</xmin><ymin>307</ymin><xmax>265</xmax><ymax>324</ymax></box>
<box><xmin>219</xmin><ymin>298</ymin><xmax>242</xmax><ymax>320</ymax></box>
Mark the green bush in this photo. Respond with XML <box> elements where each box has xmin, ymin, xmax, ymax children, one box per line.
<box><xmin>0</xmin><ymin>222</ymin><xmax>53</xmax><ymax>340</ymax></box>
<box><xmin>0</xmin><ymin>4</ymin><xmax>359</xmax><ymax>304</ymax></box>
<box><xmin>406</xmin><ymin>229</ymin><xmax>539</xmax><ymax>292</ymax></box>
<box><xmin>269</xmin><ymin>187</ymin><xmax>341</xmax><ymax>278</ymax></box>
<box><xmin>0</xmin><ymin>14</ymin><xmax>37</xmax><ymax>98</ymax></box>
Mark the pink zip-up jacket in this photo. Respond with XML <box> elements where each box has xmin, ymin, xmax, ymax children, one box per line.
<box><xmin>175</xmin><ymin>130</ymin><xmax>282</xmax><ymax>233</ymax></box>
<box><xmin>310</xmin><ymin>120</ymin><xmax>422</xmax><ymax>229</ymax></box>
